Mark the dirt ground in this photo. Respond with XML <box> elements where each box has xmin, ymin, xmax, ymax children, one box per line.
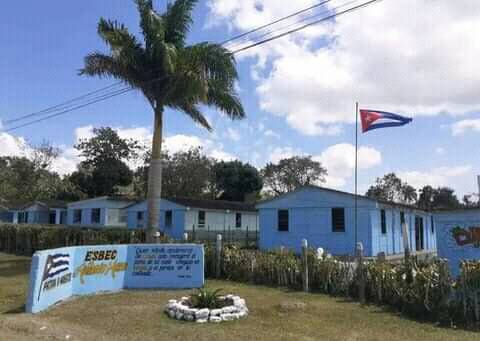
<box><xmin>1</xmin><ymin>253</ymin><xmax>479</xmax><ymax>341</ymax></box>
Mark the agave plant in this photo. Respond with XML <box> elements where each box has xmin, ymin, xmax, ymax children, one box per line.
<box><xmin>190</xmin><ymin>288</ymin><xmax>224</xmax><ymax>309</ymax></box>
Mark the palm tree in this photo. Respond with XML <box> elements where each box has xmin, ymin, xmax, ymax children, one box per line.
<box><xmin>80</xmin><ymin>0</ymin><xmax>245</xmax><ymax>242</ymax></box>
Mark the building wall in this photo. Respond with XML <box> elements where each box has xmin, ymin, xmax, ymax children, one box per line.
<box><xmin>434</xmin><ymin>209</ymin><xmax>480</xmax><ymax>277</ymax></box>
<box><xmin>126</xmin><ymin>199</ymin><xmax>258</xmax><ymax>240</ymax></box>
<box><xmin>257</xmin><ymin>187</ymin><xmax>436</xmax><ymax>257</ymax></box>
<box><xmin>67</xmin><ymin>198</ymin><xmax>132</xmax><ymax>227</ymax></box>
<box><xmin>0</xmin><ymin>210</ymin><xmax>13</xmax><ymax>223</ymax></box>
<box><xmin>257</xmin><ymin>188</ymin><xmax>377</xmax><ymax>255</ymax></box>
<box><xmin>370</xmin><ymin>207</ymin><xmax>436</xmax><ymax>256</ymax></box>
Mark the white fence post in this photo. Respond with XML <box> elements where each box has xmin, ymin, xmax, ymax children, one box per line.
<box><xmin>216</xmin><ymin>234</ymin><xmax>223</xmax><ymax>279</ymax></box>
<box><xmin>356</xmin><ymin>242</ymin><xmax>365</xmax><ymax>304</ymax></box>
<box><xmin>302</xmin><ymin>239</ymin><xmax>309</xmax><ymax>292</ymax></box>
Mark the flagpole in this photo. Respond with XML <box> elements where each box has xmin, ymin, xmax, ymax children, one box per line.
<box><xmin>354</xmin><ymin>102</ymin><xmax>359</xmax><ymax>253</ymax></box>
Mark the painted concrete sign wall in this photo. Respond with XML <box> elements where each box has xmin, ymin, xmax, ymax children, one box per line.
<box><xmin>26</xmin><ymin>244</ymin><xmax>204</xmax><ymax>313</ymax></box>
<box><xmin>435</xmin><ymin>210</ymin><xmax>480</xmax><ymax>277</ymax></box>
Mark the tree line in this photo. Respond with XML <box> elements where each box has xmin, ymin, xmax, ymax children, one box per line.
<box><xmin>0</xmin><ymin>126</ymin><xmax>476</xmax><ymax>210</ymax></box>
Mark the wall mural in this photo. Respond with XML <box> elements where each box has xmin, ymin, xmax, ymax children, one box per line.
<box><xmin>26</xmin><ymin>244</ymin><xmax>204</xmax><ymax>313</ymax></box>
<box><xmin>436</xmin><ymin>219</ymin><xmax>480</xmax><ymax>277</ymax></box>
<box><xmin>451</xmin><ymin>226</ymin><xmax>480</xmax><ymax>248</ymax></box>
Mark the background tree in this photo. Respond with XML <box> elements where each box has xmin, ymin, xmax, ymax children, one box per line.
<box><xmin>133</xmin><ymin>147</ymin><xmax>214</xmax><ymax>199</ymax></box>
<box><xmin>81</xmin><ymin>0</ymin><xmax>244</xmax><ymax>241</ymax></box>
<box><xmin>69</xmin><ymin>127</ymin><xmax>139</xmax><ymax>197</ymax></box>
<box><xmin>261</xmin><ymin>156</ymin><xmax>327</xmax><ymax>195</ymax></box>
<box><xmin>366</xmin><ymin>173</ymin><xmax>417</xmax><ymax>204</ymax></box>
<box><xmin>431</xmin><ymin>187</ymin><xmax>461</xmax><ymax>209</ymax></box>
<box><xmin>213</xmin><ymin>161</ymin><xmax>263</xmax><ymax>201</ymax></box>
<box><xmin>0</xmin><ymin>142</ymin><xmax>67</xmax><ymax>202</ymax></box>
<box><xmin>417</xmin><ymin>185</ymin><xmax>436</xmax><ymax>210</ymax></box>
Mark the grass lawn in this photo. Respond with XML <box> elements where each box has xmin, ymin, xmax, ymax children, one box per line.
<box><xmin>0</xmin><ymin>252</ymin><xmax>478</xmax><ymax>341</ymax></box>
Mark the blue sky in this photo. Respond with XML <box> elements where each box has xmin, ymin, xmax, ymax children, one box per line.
<box><xmin>1</xmin><ymin>0</ymin><xmax>479</xmax><ymax>199</ymax></box>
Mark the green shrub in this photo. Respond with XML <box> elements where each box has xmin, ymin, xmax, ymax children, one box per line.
<box><xmin>0</xmin><ymin>223</ymin><xmax>147</xmax><ymax>256</ymax></box>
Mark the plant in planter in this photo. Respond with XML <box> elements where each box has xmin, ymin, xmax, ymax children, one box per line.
<box><xmin>189</xmin><ymin>288</ymin><xmax>226</xmax><ymax>309</ymax></box>
<box><xmin>164</xmin><ymin>288</ymin><xmax>249</xmax><ymax>323</ymax></box>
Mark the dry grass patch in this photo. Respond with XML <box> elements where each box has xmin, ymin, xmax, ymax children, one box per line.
<box><xmin>0</xmin><ymin>252</ymin><xmax>478</xmax><ymax>340</ymax></box>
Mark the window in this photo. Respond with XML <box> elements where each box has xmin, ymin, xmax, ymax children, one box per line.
<box><xmin>332</xmin><ymin>208</ymin><xmax>345</xmax><ymax>232</ymax></box>
<box><xmin>235</xmin><ymin>213</ymin><xmax>242</xmax><ymax>228</ymax></box>
<box><xmin>91</xmin><ymin>208</ymin><xmax>101</xmax><ymax>224</ymax></box>
<box><xmin>18</xmin><ymin>212</ymin><xmax>25</xmax><ymax>224</ymax></box>
<box><xmin>198</xmin><ymin>211</ymin><xmax>206</xmax><ymax>228</ymax></box>
<box><xmin>415</xmin><ymin>216</ymin><xmax>424</xmax><ymax>251</ymax></box>
<box><xmin>49</xmin><ymin>211</ymin><xmax>56</xmax><ymax>225</ymax></box>
<box><xmin>73</xmin><ymin>209</ymin><xmax>82</xmax><ymax>224</ymax></box>
<box><xmin>430</xmin><ymin>216</ymin><xmax>434</xmax><ymax>234</ymax></box>
<box><xmin>165</xmin><ymin>210</ymin><xmax>173</xmax><ymax>227</ymax></box>
<box><xmin>278</xmin><ymin>210</ymin><xmax>289</xmax><ymax>231</ymax></box>
<box><xmin>137</xmin><ymin>211</ymin><xmax>144</xmax><ymax>228</ymax></box>
<box><xmin>24</xmin><ymin>212</ymin><xmax>29</xmax><ymax>223</ymax></box>
<box><xmin>381</xmin><ymin>209</ymin><xmax>387</xmax><ymax>234</ymax></box>
<box><xmin>400</xmin><ymin>212</ymin><xmax>405</xmax><ymax>225</ymax></box>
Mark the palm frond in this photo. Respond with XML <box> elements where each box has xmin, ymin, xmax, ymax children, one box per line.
<box><xmin>173</xmin><ymin>102</ymin><xmax>212</xmax><ymax>131</ymax></box>
<box><xmin>205</xmin><ymin>80</ymin><xmax>245</xmax><ymax>120</ymax></box>
<box><xmin>182</xmin><ymin>43</ymin><xmax>238</xmax><ymax>84</ymax></box>
<box><xmin>163</xmin><ymin>0</ymin><xmax>198</xmax><ymax>48</ymax></box>
<box><xmin>98</xmin><ymin>18</ymin><xmax>142</xmax><ymax>52</ymax></box>
<box><xmin>135</xmin><ymin>0</ymin><xmax>165</xmax><ymax>52</ymax></box>
<box><xmin>79</xmin><ymin>52</ymin><xmax>143</xmax><ymax>88</ymax></box>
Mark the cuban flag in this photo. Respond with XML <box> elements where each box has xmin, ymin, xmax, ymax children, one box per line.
<box><xmin>38</xmin><ymin>253</ymin><xmax>70</xmax><ymax>300</ymax></box>
<box><xmin>360</xmin><ymin>109</ymin><xmax>412</xmax><ymax>133</ymax></box>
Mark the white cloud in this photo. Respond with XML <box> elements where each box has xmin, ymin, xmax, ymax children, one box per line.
<box><xmin>451</xmin><ymin>119</ymin><xmax>480</xmax><ymax>136</ymax></box>
<box><xmin>314</xmin><ymin>143</ymin><xmax>382</xmax><ymax>188</ymax></box>
<box><xmin>264</xmin><ymin>129</ymin><xmax>280</xmax><ymax>139</ymax></box>
<box><xmin>399</xmin><ymin>165</ymin><xmax>473</xmax><ymax>189</ymax></box>
<box><xmin>209</xmin><ymin>1</ymin><xmax>480</xmax><ymax>135</ymax></box>
<box><xmin>225</xmin><ymin>127</ymin><xmax>241</xmax><ymax>142</ymax></box>
<box><xmin>435</xmin><ymin>147</ymin><xmax>445</xmax><ymax>155</ymax></box>
<box><xmin>164</xmin><ymin>134</ymin><xmax>236</xmax><ymax>161</ymax></box>
<box><xmin>268</xmin><ymin>146</ymin><xmax>302</xmax><ymax>163</ymax></box>
<box><xmin>0</xmin><ymin>132</ymin><xmax>28</xmax><ymax>157</ymax></box>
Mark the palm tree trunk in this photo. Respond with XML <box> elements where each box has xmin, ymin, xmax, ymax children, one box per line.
<box><xmin>146</xmin><ymin>105</ymin><xmax>163</xmax><ymax>243</ymax></box>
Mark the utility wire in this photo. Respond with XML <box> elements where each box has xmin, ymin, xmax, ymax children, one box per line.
<box><xmin>3</xmin><ymin>81</ymin><xmax>124</xmax><ymax>125</ymax></box>
<box><xmin>5</xmin><ymin>1</ymin><xmax>335</xmax><ymax>127</ymax></box>
<box><xmin>225</xmin><ymin>0</ymin><xmax>360</xmax><ymax>51</ymax></box>
<box><xmin>4</xmin><ymin>0</ymin><xmax>384</xmax><ymax>132</ymax></box>
<box><xmin>220</xmin><ymin>0</ymin><xmax>334</xmax><ymax>45</ymax></box>
<box><xmin>232</xmin><ymin>0</ymin><xmax>383</xmax><ymax>54</ymax></box>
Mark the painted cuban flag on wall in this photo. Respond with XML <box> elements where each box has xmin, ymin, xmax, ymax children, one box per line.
<box><xmin>38</xmin><ymin>253</ymin><xmax>70</xmax><ymax>300</ymax></box>
<box><xmin>360</xmin><ymin>109</ymin><xmax>412</xmax><ymax>133</ymax></box>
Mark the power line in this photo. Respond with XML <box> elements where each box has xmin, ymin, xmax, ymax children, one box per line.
<box><xmin>4</xmin><ymin>0</ymin><xmax>384</xmax><ymax>132</ymax></box>
<box><xmin>3</xmin><ymin>81</ymin><xmax>124</xmax><ymax>125</ymax></box>
<box><xmin>225</xmin><ymin>0</ymin><xmax>360</xmax><ymax>51</ymax></box>
<box><xmin>232</xmin><ymin>0</ymin><xmax>383</xmax><ymax>54</ymax></box>
<box><xmin>5</xmin><ymin>1</ymin><xmax>335</xmax><ymax>127</ymax></box>
<box><xmin>220</xmin><ymin>0</ymin><xmax>334</xmax><ymax>45</ymax></box>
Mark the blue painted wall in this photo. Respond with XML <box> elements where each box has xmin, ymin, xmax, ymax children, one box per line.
<box><xmin>435</xmin><ymin>209</ymin><xmax>480</xmax><ymax>277</ymax></box>
<box><xmin>257</xmin><ymin>187</ymin><xmax>436</xmax><ymax>257</ymax></box>
<box><xmin>26</xmin><ymin>243</ymin><xmax>204</xmax><ymax>313</ymax></box>
<box><xmin>67</xmin><ymin>197</ymin><xmax>132</xmax><ymax>227</ymax></box>
<box><xmin>126</xmin><ymin>199</ymin><xmax>186</xmax><ymax>239</ymax></box>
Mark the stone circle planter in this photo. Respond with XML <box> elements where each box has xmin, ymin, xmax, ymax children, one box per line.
<box><xmin>164</xmin><ymin>294</ymin><xmax>249</xmax><ymax>323</ymax></box>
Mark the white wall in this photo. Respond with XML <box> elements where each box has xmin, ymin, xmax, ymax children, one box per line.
<box><xmin>184</xmin><ymin>209</ymin><xmax>258</xmax><ymax>232</ymax></box>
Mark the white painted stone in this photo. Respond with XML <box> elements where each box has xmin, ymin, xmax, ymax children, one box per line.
<box><xmin>221</xmin><ymin>313</ymin><xmax>235</xmax><ymax>321</ymax></box>
<box><xmin>196</xmin><ymin>319</ymin><xmax>208</xmax><ymax>323</ymax></box>
<box><xmin>209</xmin><ymin>316</ymin><xmax>222</xmax><ymax>323</ymax></box>
<box><xmin>168</xmin><ymin>299</ymin><xmax>177</xmax><ymax>304</ymax></box>
<box><xmin>210</xmin><ymin>309</ymin><xmax>222</xmax><ymax>316</ymax></box>
<box><xmin>175</xmin><ymin>311</ymin><xmax>183</xmax><ymax>320</ymax></box>
<box><xmin>184</xmin><ymin>314</ymin><xmax>194</xmax><ymax>321</ymax></box>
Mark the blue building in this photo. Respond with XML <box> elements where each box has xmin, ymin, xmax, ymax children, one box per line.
<box><xmin>67</xmin><ymin>196</ymin><xmax>136</xmax><ymax>228</ymax></box>
<box><xmin>434</xmin><ymin>208</ymin><xmax>480</xmax><ymax>276</ymax></box>
<box><xmin>256</xmin><ymin>186</ymin><xmax>436</xmax><ymax>257</ymax></box>
<box><xmin>126</xmin><ymin>197</ymin><xmax>258</xmax><ymax>240</ymax></box>
<box><xmin>0</xmin><ymin>200</ymin><xmax>67</xmax><ymax>225</ymax></box>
